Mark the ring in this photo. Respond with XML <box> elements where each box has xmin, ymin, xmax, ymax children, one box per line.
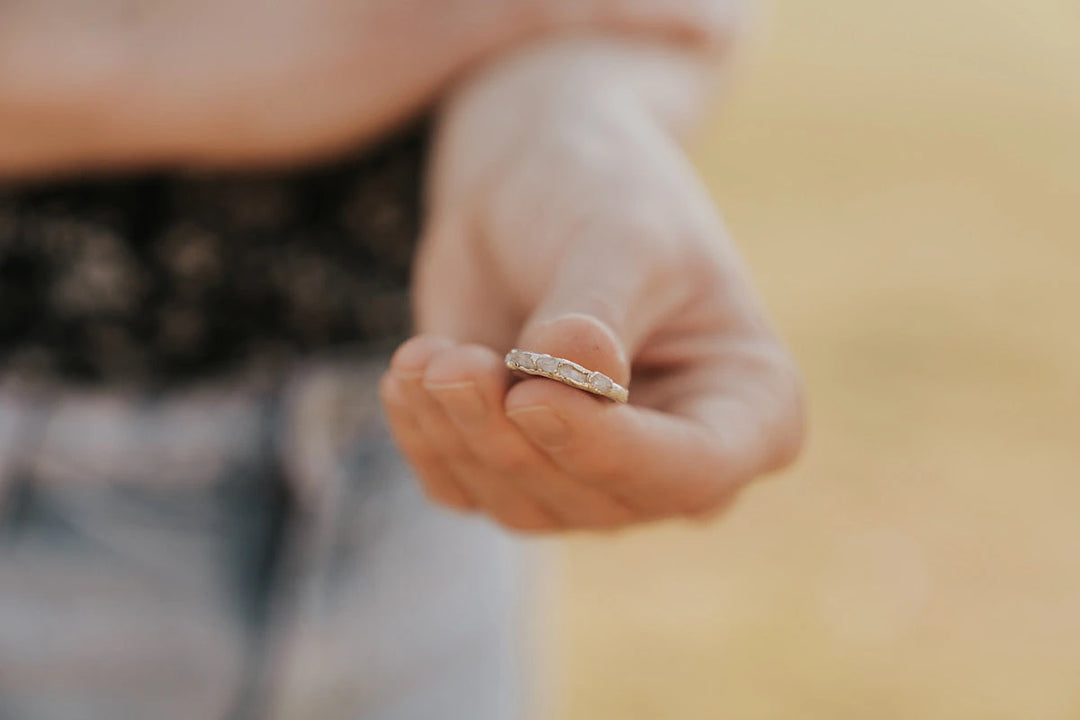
<box><xmin>504</xmin><ymin>349</ymin><xmax>629</xmax><ymax>404</ymax></box>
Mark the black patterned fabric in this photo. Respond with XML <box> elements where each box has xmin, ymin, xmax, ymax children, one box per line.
<box><xmin>0</xmin><ymin>123</ymin><xmax>427</xmax><ymax>387</ymax></box>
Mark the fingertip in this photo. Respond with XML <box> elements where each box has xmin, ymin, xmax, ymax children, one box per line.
<box><xmin>423</xmin><ymin>345</ymin><xmax>511</xmax><ymax>430</ymax></box>
<box><xmin>423</xmin><ymin>343</ymin><xmax>504</xmax><ymax>388</ymax></box>
<box><xmin>390</xmin><ymin>335</ymin><xmax>456</xmax><ymax>378</ymax></box>
<box><xmin>378</xmin><ymin>370</ymin><xmax>404</xmax><ymax>399</ymax></box>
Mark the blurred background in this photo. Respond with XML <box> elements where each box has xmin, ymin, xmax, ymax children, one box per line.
<box><xmin>548</xmin><ymin>0</ymin><xmax>1080</xmax><ymax>717</ymax></box>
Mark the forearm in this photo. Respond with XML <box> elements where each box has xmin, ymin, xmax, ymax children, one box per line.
<box><xmin>0</xmin><ymin>0</ymin><xmax>741</xmax><ymax>178</ymax></box>
<box><xmin>0</xmin><ymin>0</ymin><xmax>555</xmax><ymax>177</ymax></box>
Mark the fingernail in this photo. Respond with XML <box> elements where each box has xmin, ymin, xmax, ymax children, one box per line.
<box><xmin>507</xmin><ymin>406</ymin><xmax>571</xmax><ymax>449</ymax></box>
<box><xmin>426</xmin><ymin>381</ymin><xmax>487</xmax><ymax>427</ymax></box>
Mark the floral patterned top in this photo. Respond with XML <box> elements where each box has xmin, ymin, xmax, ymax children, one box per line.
<box><xmin>0</xmin><ymin>124</ymin><xmax>426</xmax><ymax>387</ymax></box>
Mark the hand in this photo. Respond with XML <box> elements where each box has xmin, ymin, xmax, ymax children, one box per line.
<box><xmin>380</xmin><ymin>37</ymin><xmax>804</xmax><ymax>532</ymax></box>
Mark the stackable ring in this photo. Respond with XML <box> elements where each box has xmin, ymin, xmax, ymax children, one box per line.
<box><xmin>504</xmin><ymin>349</ymin><xmax>629</xmax><ymax>404</ymax></box>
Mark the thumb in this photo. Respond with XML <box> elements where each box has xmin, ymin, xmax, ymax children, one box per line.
<box><xmin>516</xmin><ymin>312</ymin><xmax>629</xmax><ymax>389</ymax></box>
<box><xmin>514</xmin><ymin>246</ymin><xmax>677</xmax><ymax>388</ymax></box>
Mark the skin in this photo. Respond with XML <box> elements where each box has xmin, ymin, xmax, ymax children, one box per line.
<box><xmin>0</xmin><ymin>1</ymin><xmax>804</xmax><ymax>533</ymax></box>
<box><xmin>0</xmin><ymin>0</ymin><xmax>734</xmax><ymax>175</ymax></box>
<box><xmin>1</xmin><ymin>0</ymin><xmax>550</xmax><ymax>173</ymax></box>
<box><xmin>383</xmin><ymin>37</ymin><xmax>805</xmax><ymax>532</ymax></box>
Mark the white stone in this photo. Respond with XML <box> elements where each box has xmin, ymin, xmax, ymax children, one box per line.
<box><xmin>557</xmin><ymin>364</ymin><xmax>589</xmax><ymax>384</ymax></box>
<box><xmin>537</xmin><ymin>356</ymin><xmax>559</xmax><ymax>373</ymax></box>
<box><xmin>590</xmin><ymin>373</ymin><xmax>614</xmax><ymax>393</ymax></box>
<box><xmin>512</xmin><ymin>350</ymin><xmax>536</xmax><ymax>370</ymax></box>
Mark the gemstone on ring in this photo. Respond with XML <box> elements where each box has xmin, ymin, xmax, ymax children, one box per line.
<box><xmin>536</xmin><ymin>355</ymin><xmax>559</xmax><ymax>374</ymax></box>
<box><xmin>589</xmin><ymin>372</ymin><xmax>614</xmax><ymax>394</ymax></box>
<box><xmin>504</xmin><ymin>349</ymin><xmax>629</xmax><ymax>403</ymax></box>
<box><xmin>510</xmin><ymin>349</ymin><xmax>536</xmax><ymax>370</ymax></box>
<box><xmin>557</xmin><ymin>363</ymin><xmax>589</xmax><ymax>385</ymax></box>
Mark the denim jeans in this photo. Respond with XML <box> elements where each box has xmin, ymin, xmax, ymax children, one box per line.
<box><xmin>0</xmin><ymin>355</ymin><xmax>528</xmax><ymax>720</ymax></box>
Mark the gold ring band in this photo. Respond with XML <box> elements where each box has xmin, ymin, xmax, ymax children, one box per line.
<box><xmin>504</xmin><ymin>349</ymin><xmax>629</xmax><ymax>404</ymax></box>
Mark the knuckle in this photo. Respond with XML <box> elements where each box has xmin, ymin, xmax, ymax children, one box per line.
<box><xmin>614</xmin><ymin>211</ymin><xmax>724</xmax><ymax>293</ymax></box>
<box><xmin>767</xmin><ymin>357</ymin><xmax>808</xmax><ymax>471</ymax></box>
<box><xmin>389</xmin><ymin>334</ymin><xmax>451</xmax><ymax>375</ymax></box>
<box><xmin>729</xmin><ymin>339</ymin><xmax>808</xmax><ymax>478</ymax></box>
<box><xmin>611</xmin><ymin>205</ymin><xmax>684</xmax><ymax>263</ymax></box>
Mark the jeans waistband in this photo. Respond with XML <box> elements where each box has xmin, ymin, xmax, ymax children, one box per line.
<box><xmin>0</xmin><ymin>356</ymin><xmax>392</xmax><ymax>513</ymax></box>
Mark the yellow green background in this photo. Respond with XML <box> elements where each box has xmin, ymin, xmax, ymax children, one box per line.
<box><xmin>552</xmin><ymin>1</ymin><xmax>1080</xmax><ymax>717</ymax></box>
